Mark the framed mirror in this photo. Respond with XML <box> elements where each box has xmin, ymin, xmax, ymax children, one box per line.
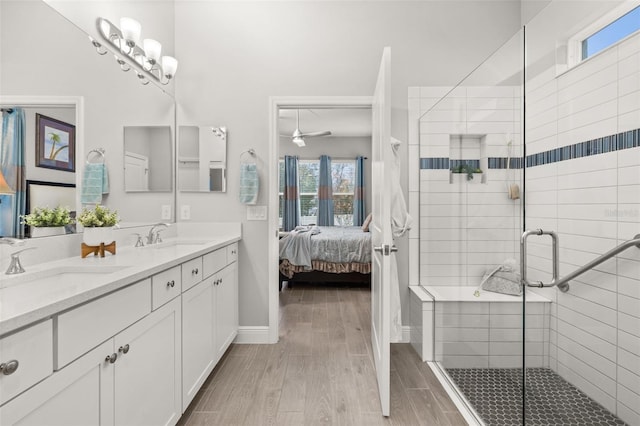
<box><xmin>178</xmin><ymin>126</ymin><xmax>227</xmax><ymax>192</ymax></box>
<box><xmin>124</xmin><ymin>126</ymin><xmax>173</xmax><ymax>192</ymax></box>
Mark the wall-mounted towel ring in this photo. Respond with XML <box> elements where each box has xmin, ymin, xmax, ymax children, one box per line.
<box><xmin>86</xmin><ymin>148</ymin><xmax>106</xmax><ymax>164</ymax></box>
<box><xmin>240</xmin><ymin>148</ymin><xmax>256</xmax><ymax>164</ymax></box>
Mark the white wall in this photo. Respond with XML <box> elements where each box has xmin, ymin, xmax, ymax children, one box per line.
<box><xmin>524</xmin><ymin>4</ymin><xmax>640</xmax><ymax>423</ymax></box>
<box><xmin>175</xmin><ymin>0</ymin><xmax>522</xmax><ymax>328</ymax></box>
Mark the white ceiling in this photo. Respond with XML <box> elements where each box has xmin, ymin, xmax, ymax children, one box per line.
<box><xmin>278</xmin><ymin>108</ymin><xmax>372</xmax><ymax>139</ymax></box>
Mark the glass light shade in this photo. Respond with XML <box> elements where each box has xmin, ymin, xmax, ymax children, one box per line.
<box><xmin>161</xmin><ymin>56</ymin><xmax>178</xmax><ymax>77</ymax></box>
<box><xmin>120</xmin><ymin>17</ymin><xmax>141</xmax><ymax>44</ymax></box>
<box><xmin>0</xmin><ymin>169</ymin><xmax>14</xmax><ymax>194</ymax></box>
<box><xmin>143</xmin><ymin>39</ymin><xmax>162</xmax><ymax>62</ymax></box>
<box><xmin>292</xmin><ymin>136</ymin><xmax>305</xmax><ymax>147</ymax></box>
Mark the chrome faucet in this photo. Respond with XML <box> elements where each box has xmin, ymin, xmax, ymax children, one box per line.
<box><xmin>0</xmin><ymin>237</ymin><xmax>26</xmax><ymax>247</ymax></box>
<box><xmin>6</xmin><ymin>247</ymin><xmax>36</xmax><ymax>275</ymax></box>
<box><xmin>146</xmin><ymin>223</ymin><xmax>170</xmax><ymax>245</ymax></box>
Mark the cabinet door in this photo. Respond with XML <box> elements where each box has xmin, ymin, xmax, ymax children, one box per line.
<box><xmin>181</xmin><ymin>277</ymin><xmax>215</xmax><ymax>411</ymax></box>
<box><xmin>113</xmin><ymin>297</ymin><xmax>181</xmax><ymax>426</ymax></box>
<box><xmin>0</xmin><ymin>340</ymin><xmax>114</xmax><ymax>426</ymax></box>
<box><xmin>215</xmin><ymin>263</ymin><xmax>238</xmax><ymax>362</ymax></box>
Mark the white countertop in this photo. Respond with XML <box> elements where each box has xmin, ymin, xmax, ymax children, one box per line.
<box><xmin>0</xmin><ymin>233</ymin><xmax>240</xmax><ymax>336</ymax></box>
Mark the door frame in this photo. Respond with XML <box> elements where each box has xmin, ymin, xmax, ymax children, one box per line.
<box><xmin>267</xmin><ymin>96</ymin><xmax>373</xmax><ymax>343</ymax></box>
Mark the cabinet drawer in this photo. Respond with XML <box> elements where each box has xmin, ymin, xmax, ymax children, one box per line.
<box><xmin>152</xmin><ymin>266</ymin><xmax>181</xmax><ymax>310</ymax></box>
<box><xmin>226</xmin><ymin>243</ymin><xmax>238</xmax><ymax>264</ymax></box>
<box><xmin>202</xmin><ymin>249</ymin><xmax>226</xmax><ymax>279</ymax></box>
<box><xmin>0</xmin><ymin>320</ymin><xmax>53</xmax><ymax>405</ymax></box>
<box><xmin>181</xmin><ymin>257</ymin><xmax>203</xmax><ymax>292</ymax></box>
<box><xmin>57</xmin><ymin>280</ymin><xmax>151</xmax><ymax>369</ymax></box>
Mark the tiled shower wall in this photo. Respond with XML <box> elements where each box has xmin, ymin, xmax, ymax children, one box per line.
<box><xmin>409</xmin><ymin>30</ymin><xmax>640</xmax><ymax>426</ymax></box>
<box><xmin>524</xmin><ymin>32</ymin><xmax>640</xmax><ymax>425</ymax></box>
<box><xmin>410</xmin><ymin>86</ymin><xmax>523</xmax><ymax>287</ymax></box>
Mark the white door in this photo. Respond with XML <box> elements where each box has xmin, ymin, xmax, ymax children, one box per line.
<box><xmin>124</xmin><ymin>152</ymin><xmax>149</xmax><ymax>191</ymax></box>
<box><xmin>370</xmin><ymin>47</ymin><xmax>392</xmax><ymax>417</ymax></box>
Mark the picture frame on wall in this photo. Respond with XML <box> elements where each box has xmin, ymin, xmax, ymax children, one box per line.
<box><xmin>35</xmin><ymin>113</ymin><xmax>76</xmax><ymax>172</ymax></box>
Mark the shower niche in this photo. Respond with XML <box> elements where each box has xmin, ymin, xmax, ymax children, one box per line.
<box><xmin>449</xmin><ymin>134</ymin><xmax>487</xmax><ymax>184</ymax></box>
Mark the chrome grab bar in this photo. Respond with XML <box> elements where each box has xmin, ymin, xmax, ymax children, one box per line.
<box><xmin>521</xmin><ymin>229</ymin><xmax>559</xmax><ymax>289</ymax></box>
<box><xmin>554</xmin><ymin>233</ymin><xmax>640</xmax><ymax>293</ymax></box>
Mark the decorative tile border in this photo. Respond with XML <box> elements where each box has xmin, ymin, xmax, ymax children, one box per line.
<box><xmin>450</xmin><ymin>159</ymin><xmax>480</xmax><ymax>170</ymax></box>
<box><xmin>420</xmin><ymin>129</ymin><xmax>639</xmax><ymax>170</ymax></box>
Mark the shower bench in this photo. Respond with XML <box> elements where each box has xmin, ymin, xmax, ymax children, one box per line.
<box><xmin>410</xmin><ymin>285</ymin><xmax>551</xmax><ymax>368</ymax></box>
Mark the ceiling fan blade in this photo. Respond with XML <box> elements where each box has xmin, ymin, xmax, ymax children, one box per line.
<box><xmin>300</xmin><ymin>131</ymin><xmax>332</xmax><ymax>138</ymax></box>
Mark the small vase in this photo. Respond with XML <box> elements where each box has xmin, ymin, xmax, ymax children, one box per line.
<box><xmin>83</xmin><ymin>227</ymin><xmax>115</xmax><ymax>246</ymax></box>
<box><xmin>31</xmin><ymin>226</ymin><xmax>66</xmax><ymax>238</ymax></box>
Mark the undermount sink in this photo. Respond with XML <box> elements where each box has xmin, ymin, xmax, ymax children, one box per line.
<box><xmin>142</xmin><ymin>239</ymin><xmax>210</xmax><ymax>250</ymax></box>
<box><xmin>2</xmin><ymin>264</ymin><xmax>128</xmax><ymax>287</ymax></box>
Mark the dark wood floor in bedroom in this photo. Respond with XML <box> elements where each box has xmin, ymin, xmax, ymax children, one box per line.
<box><xmin>178</xmin><ymin>283</ymin><xmax>467</xmax><ymax>426</ymax></box>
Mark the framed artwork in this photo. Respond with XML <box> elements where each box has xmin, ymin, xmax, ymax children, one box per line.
<box><xmin>36</xmin><ymin>113</ymin><xmax>76</xmax><ymax>172</ymax></box>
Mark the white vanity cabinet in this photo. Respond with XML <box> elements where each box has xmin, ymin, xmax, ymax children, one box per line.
<box><xmin>0</xmin><ymin>239</ymin><xmax>239</xmax><ymax>426</ymax></box>
<box><xmin>181</xmin><ymin>243</ymin><xmax>238</xmax><ymax>410</ymax></box>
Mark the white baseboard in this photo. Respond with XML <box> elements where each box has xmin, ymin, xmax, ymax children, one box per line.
<box><xmin>391</xmin><ymin>326</ymin><xmax>412</xmax><ymax>343</ymax></box>
<box><xmin>234</xmin><ymin>326</ymin><xmax>270</xmax><ymax>344</ymax></box>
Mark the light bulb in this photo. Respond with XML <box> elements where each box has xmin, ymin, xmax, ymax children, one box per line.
<box><xmin>143</xmin><ymin>39</ymin><xmax>162</xmax><ymax>63</ymax></box>
<box><xmin>161</xmin><ymin>56</ymin><xmax>178</xmax><ymax>79</ymax></box>
<box><xmin>120</xmin><ymin>17</ymin><xmax>141</xmax><ymax>46</ymax></box>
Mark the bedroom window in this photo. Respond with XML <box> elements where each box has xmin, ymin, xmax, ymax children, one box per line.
<box><xmin>278</xmin><ymin>159</ymin><xmax>357</xmax><ymax>227</ymax></box>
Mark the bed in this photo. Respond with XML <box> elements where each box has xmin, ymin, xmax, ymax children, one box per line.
<box><xmin>278</xmin><ymin>226</ymin><xmax>371</xmax><ymax>289</ymax></box>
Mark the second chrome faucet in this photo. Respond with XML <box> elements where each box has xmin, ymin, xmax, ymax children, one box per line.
<box><xmin>146</xmin><ymin>223</ymin><xmax>170</xmax><ymax>245</ymax></box>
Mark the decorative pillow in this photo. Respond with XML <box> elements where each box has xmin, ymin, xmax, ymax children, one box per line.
<box><xmin>361</xmin><ymin>213</ymin><xmax>373</xmax><ymax>232</ymax></box>
<box><xmin>480</xmin><ymin>262</ymin><xmax>522</xmax><ymax>296</ymax></box>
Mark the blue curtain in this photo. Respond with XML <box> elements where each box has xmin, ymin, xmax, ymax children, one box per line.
<box><xmin>0</xmin><ymin>108</ymin><xmax>26</xmax><ymax>238</ymax></box>
<box><xmin>282</xmin><ymin>155</ymin><xmax>300</xmax><ymax>231</ymax></box>
<box><xmin>353</xmin><ymin>156</ymin><xmax>366</xmax><ymax>226</ymax></box>
<box><xmin>317</xmin><ymin>155</ymin><xmax>334</xmax><ymax>226</ymax></box>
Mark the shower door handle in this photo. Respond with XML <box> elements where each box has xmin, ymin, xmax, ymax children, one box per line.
<box><xmin>521</xmin><ymin>229</ymin><xmax>559</xmax><ymax>288</ymax></box>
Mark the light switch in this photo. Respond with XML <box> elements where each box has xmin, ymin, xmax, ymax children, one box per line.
<box><xmin>247</xmin><ymin>205</ymin><xmax>267</xmax><ymax>221</ymax></box>
<box><xmin>161</xmin><ymin>205</ymin><xmax>171</xmax><ymax>220</ymax></box>
<box><xmin>180</xmin><ymin>205</ymin><xmax>191</xmax><ymax>220</ymax></box>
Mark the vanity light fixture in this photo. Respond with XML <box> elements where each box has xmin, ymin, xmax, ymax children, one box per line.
<box><xmin>93</xmin><ymin>17</ymin><xmax>178</xmax><ymax>86</ymax></box>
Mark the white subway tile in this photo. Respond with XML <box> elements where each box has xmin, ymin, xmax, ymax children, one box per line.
<box><xmin>557</xmin><ymin>335</ymin><xmax>616</xmax><ymax>381</ymax></box>
<box><xmin>619</xmin><ymin>185</ymin><xmax>640</xmax><ymax>204</ymax></box>
<box><xmin>435</xmin><ymin>327</ymin><xmax>489</xmax><ymax>342</ymax></box>
<box><xmin>436</xmin><ymin>341</ymin><xmax>489</xmax><ymax>357</ymax></box>
<box><xmin>419</xmin><ymin>216</ymin><xmax>467</xmax><ymax>229</ymax></box>
<box><xmin>559</xmin><ymin>117</ymin><xmax>618</xmax><ymax>145</ymax></box>
<box><xmin>619</xmin><ymin>89</ymin><xmax>640</xmax><ymax>115</ymax></box>
<box><xmin>557</xmin><ymin>204</ymin><xmax>618</xmax><ymax>221</ymax></box>
<box><xmin>619</xmin><ymin>347</ymin><xmax>640</xmax><ymax>377</ymax></box>
<box><xmin>617</xmin><ymin>385</ymin><xmax>640</xmax><ymax>423</ymax></box>
<box><xmin>556</xmin><ymin>305</ymin><xmax>616</xmax><ymax>344</ymax></box>
<box><xmin>619</xmin><ymin>312</ymin><xmax>640</xmax><ymax>337</ymax></box>
<box><xmin>619</xmin><ymin>71</ymin><xmax>640</xmax><ymax>96</ymax></box>
<box><xmin>420</xmin><ymin>276</ymin><xmax>466</xmax><ymax>286</ymax></box>
<box><xmin>557</xmin><ymin>186</ymin><xmax>617</xmax><ymax>205</ymax></box>
<box><xmin>619</xmin><ymin>330</ymin><xmax>640</xmax><ymax>356</ymax></box>
<box><xmin>467</xmin><ymin>121</ymin><xmax>516</xmax><ymax>135</ymax></box>
<box><xmin>490</xmin><ymin>314</ymin><xmax>545</xmax><ymax>329</ymax></box>
<box><xmin>420</xmin><ymin>264</ymin><xmax>465</xmax><ymax>278</ymax></box>
<box><xmin>617</xmin><ymin>401</ymin><xmax>640</xmax><ymax>426</ymax></box>
<box><xmin>618</xmin><ymin>109</ymin><xmax>640</xmax><ymax>132</ymax></box>
<box><xmin>467</xmin><ymin>97</ymin><xmax>515</xmax><ymax>110</ymax></box>
<box><xmin>441</xmin><ymin>355</ymin><xmax>488</xmax><ymax>369</ymax></box>
<box><xmin>420</xmin><ymin>228</ymin><xmax>465</xmax><ymax>241</ymax></box>
<box><xmin>467</xmin><ymin>240</ymin><xmax>516</xmax><ymax>253</ymax></box>
<box><xmin>557</xmin><ymin>82</ymin><xmax>617</xmax><ymax>119</ymax></box>
<box><xmin>556</xmin><ymin>362</ymin><xmax>616</xmax><ymax>413</ymax></box>
<box><xmin>618</xmin><ymin>32</ymin><xmax>640</xmax><ymax>58</ymax></box>
<box><xmin>423</xmin><ymin>252</ymin><xmax>467</xmax><ymax>266</ymax></box>
<box><xmin>488</xmin><ymin>356</ymin><xmax>522</xmax><ymax>368</ymax></box>
<box><xmin>556</xmin><ymin>319</ymin><xmax>616</xmax><ymax>361</ymax></box>
<box><xmin>556</xmin><ymin>348</ymin><xmax>616</xmax><ymax>396</ymax></box>
<box><xmin>436</xmin><ymin>313</ymin><xmax>489</xmax><ymax>328</ymax></box>
<box><xmin>618</xmin><ymin>165</ymin><xmax>640</xmax><ymax>184</ymax></box>
<box><xmin>421</xmin><ymin>109</ymin><xmax>466</xmax><ymax>123</ymax></box>
<box><xmin>619</xmin><ymin>275</ymin><xmax>640</xmax><ymax>299</ymax></box>
<box><xmin>420</xmin><ymin>86</ymin><xmax>456</xmax><ymax>99</ymax></box>
<box><xmin>557</xmin><ymin>100</ymin><xmax>617</xmax><ymax>134</ymax></box>
<box><xmin>557</xmin><ymin>218</ymin><xmax>618</xmax><ymax>239</ymax></box>
<box><xmin>557</xmin><ymin>152</ymin><xmax>618</xmax><ymax>176</ymax></box>
<box><xmin>557</xmin><ymin>63</ymin><xmax>617</xmax><ymax>104</ymax></box>
<box><xmin>557</xmin><ymin>292</ymin><xmax>617</xmax><ymax>327</ymax></box>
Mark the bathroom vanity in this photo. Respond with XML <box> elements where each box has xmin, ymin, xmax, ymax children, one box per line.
<box><xmin>0</xmin><ymin>232</ymin><xmax>240</xmax><ymax>425</ymax></box>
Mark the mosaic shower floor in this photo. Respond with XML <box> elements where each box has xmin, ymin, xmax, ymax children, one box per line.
<box><xmin>446</xmin><ymin>368</ymin><xmax>627</xmax><ymax>426</ymax></box>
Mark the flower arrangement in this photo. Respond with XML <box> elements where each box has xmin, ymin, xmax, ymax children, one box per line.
<box><xmin>452</xmin><ymin>164</ymin><xmax>483</xmax><ymax>181</ymax></box>
<box><xmin>77</xmin><ymin>205</ymin><xmax>119</xmax><ymax>227</ymax></box>
<box><xmin>20</xmin><ymin>206</ymin><xmax>74</xmax><ymax>227</ymax></box>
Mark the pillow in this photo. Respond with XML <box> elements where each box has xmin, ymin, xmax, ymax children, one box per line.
<box><xmin>361</xmin><ymin>213</ymin><xmax>373</xmax><ymax>232</ymax></box>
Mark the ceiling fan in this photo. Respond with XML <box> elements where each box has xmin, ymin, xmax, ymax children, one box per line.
<box><xmin>283</xmin><ymin>109</ymin><xmax>331</xmax><ymax>147</ymax></box>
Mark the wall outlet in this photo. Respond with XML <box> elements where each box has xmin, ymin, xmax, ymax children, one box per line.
<box><xmin>180</xmin><ymin>205</ymin><xmax>191</xmax><ymax>220</ymax></box>
<box><xmin>247</xmin><ymin>205</ymin><xmax>267</xmax><ymax>221</ymax></box>
<box><xmin>161</xmin><ymin>205</ymin><xmax>171</xmax><ymax>220</ymax></box>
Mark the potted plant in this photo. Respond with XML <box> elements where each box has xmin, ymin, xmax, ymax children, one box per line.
<box><xmin>450</xmin><ymin>164</ymin><xmax>483</xmax><ymax>183</ymax></box>
<box><xmin>77</xmin><ymin>205</ymin><xmax>120</xmax><ymax>246</ymax></box>
<box><xmin>20</xmin><ymin>206</ymin><xmax>73</xmax><ymax>237</ymax></box>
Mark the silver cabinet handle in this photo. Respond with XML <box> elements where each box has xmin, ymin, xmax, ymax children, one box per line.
<box><xmin>167</xmin><ymin>280</ymin><xmax>175</xmax><ymax>288</ymax></box>
<box><xmin>0</xmin><ymin>360</ymin><xmax>19</xmax><ymax>375</ymax></box>
<box><xmin>231</xmin><ymin>249</ymin><xmax>237</xmax><ymax>255</ymax></box>
<box><xmin>373</xmin><ymin>245</ymin><xmax>397</xmax><ymax>255</ymax></box>
<box><xmin>118</xmin><ymin>344</ymin><xmax>130</xmax><ymax>354</ymax></box>
<box><xmin>192</xmin><ymin>268</ymin><xmax>199</xmax><ymax>275</ymax></box>
<box><xmin>105</xmin><ymin>353</ymin><xmax>118</xmax><ymax>364</ymax></box>
<box><xmin>373</xmin><ymin>246</ymin><xmax>383</xmax><ymax>253</ymax></box>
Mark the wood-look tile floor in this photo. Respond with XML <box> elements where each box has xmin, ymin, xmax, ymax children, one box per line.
<box><xmin>178</xmin><ymin>283</ymin><xmax>467</xmax><ymax>426</ymax></box>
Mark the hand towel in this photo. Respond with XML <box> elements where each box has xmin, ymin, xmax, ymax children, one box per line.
<box><xmin>81</xmin><ymin>163</ymin><xmax>109</xmax><ymax>204</ymax></box>
<box><xmin>239</xmin><ymin>163</ymin><xmax>259</xmax><ymax>205</ymax></box>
